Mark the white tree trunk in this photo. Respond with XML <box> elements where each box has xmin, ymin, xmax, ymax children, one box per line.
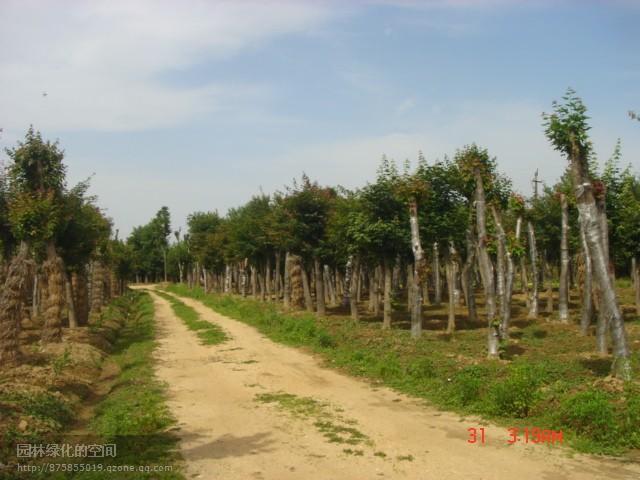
<box><xmin>572</xmin><ymin>166</ymin><xmax>630</xmax><ymax>378</ymax></box>
<box><xmin>409</xmin><ymin>200</ymin><xmax>426</xmax><ymax>338</ymax></box>
<box><xmin>349</xmin><ymin>257</ymin><xmax>359</xmax><ymax>320</ymax></box>
<box><xmin>527</xmin><ymin>222</ymin><xmax>539</xmax><ymax>319</ymax></box>
<box><xmin>446</xmin><ymin>260</ymin><xmax>455</xmax><ymax>334</ymax></box>
<box><xmin>461</xmin><ymin>228</ymin><xmax>477</xmax><ymax>323</ymax></box>
<box><xmin>283</xmin><ymin>252</ymin><xmax>291</xmax><ymax>307</ymax></box>
<box><xmin>474</xmin><ymin>171</ymin><xmax>498</xmax><ymax>358</ymax></box>
<box><xmin>433</xmin><ymin>242</ymin><xmax>441</xmax><ymax>306</ymax></box>
<box><xmin>383</xmin><ymin>260</ymin><xmax>392</xmax><ymax>329</ymax></box>
<box><xmin>558</xmin><ymin>194</ymin><xmax>570</xmax><ymax>322</ymax></box>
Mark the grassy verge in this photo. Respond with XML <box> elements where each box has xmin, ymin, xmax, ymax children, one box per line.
<box><xmin>63</xmin><ymin>291</ymin><xmax>182</xmax><ymax>480</ymax></box>
<box><xmin>164</xmin><ymin>283</ymin><xmax>640</xmax><ymax>456</ymax></box>
<box><xmin>154</xmin><ymin>291</ymin><xmax>227</xmax><ymax>346</ymax></box>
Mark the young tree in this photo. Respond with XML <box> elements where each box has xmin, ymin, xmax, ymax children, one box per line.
<box><xmin>397</xmin><ymin>169</ymin><xmax>429</xmax><ymax>339</ymax></box>
<box><xmin>544</xmin><ymin>89</ymin><xmax>631</xmax><ymax>379</ymax></box>
<box><xmin>5</xmin><ymin>127</ymin><xmax>67</xmax><ymax>343</ymax></box>
<box><xmin>456</xmin><ymin>145</ymin><xmax>505</xmax><ymax>358</ymax></box>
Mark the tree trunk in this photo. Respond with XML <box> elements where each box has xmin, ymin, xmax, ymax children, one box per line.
<box><xmin>446</xmin><ymin>260</ymin><xmax>455</xmax><ymax>334</ymax></box>
<box><xmin>289</xmin><ymin>255</ymin><xmax>304</xmax><ymax>309</ymax></box>
<box><xmin>301</xmin><ymin>262</ymin><xmax>313</xmax><ymax>312</ymax></box>
<box><xmin>633</xmin><ymin>257</ymin><xmax>640</xmax><ymax>317</ymax></box>
<box><xmin>409</xmin><ymin>200</ymin><xmax>426</xmax><ymax>338</ymax></box>
<box><xmin>240</xmin><ymin>261</ymin><xmax>248</xmax><ymax>297</ymax></box>
<box><xmin>72</xmin><ymin>270</ymin><xmax>89</xmax><ymax>326</ymax></box>
<box><xmin>349</xmin><ymin>257</ymin><xmax>360</xmax><ymax>320</ymax></box>
<box><xmin>433</xmin><ymin>243</ymin><xmax>441</xmax><ymax>306</ymax></box>
<box><xmin>283</xmin><ymin>252</ymin><xmax>291</xmax><ymax>307</ymax></box>
<box><xmin>324</xmin><ymin>265</ymin><xmax>336</xmax><ymax>307</ymax></box>
<box><xmin>335</xmin><ymin>268</ymin><xmax>343</xmax><ymax>299</ymax></box>
<box><xmin>422</xmin><ymin>262</ymin><xmax>431</xmax><ymax>306</ymax></box>
<box><xmin>274</xmin><ymin>251</ymin><xmax>281</xmax><ymax>301</ymax></box>
<box><xmin>579</xmin><ymin>225</ymin><xmax>594</xmax><ymax>335</ymax></box>
<box><xmin>65</xmin><ymin>272</ymin><xmax>78</xmax><ymax>328</ymax></box>
<box><xmin>343</xmin><ymin>256</ymin><xmax>353</xmax><ymax>307</ymax></box>
<box><xmin>0</xmin><ymin>242</ymin><xmax>32</xmax><ymax>368</ymax></box>
<box><xmin>251</xmin><ymin>266</ymin><xmax>257</xmax><ymax>298</ymax></box>
<box><xmin>41</xmin><ymin>242</ymin><xmax>65</xmax><ymax>343</ymax></box>
<box><xmin>406</xmin><ymin>264</ymin><xmax>413</xmax><ymax>313</ymax></box>
<box><xmin>265</xmin><ymin>257</ymin><xmax>272</xmax><ymax>301</ymax></box>
<box><xmin>461</xmin><ymin>228</ymin><xmax>477</xmax><ymax>323</ymax></box>
<box><xmin>448</xmin><ymin>242</ymin><xmax>461</xmax><ymax>306</ymax></box>
<box><xmin>314</xmin><ymin>258</ymin><xmax>325</xmax><ymax>316</ymax></box>
<box><xmin>545</xmin><ymin>260</ymin><xmax>554</xmax><ymax>315</ymax></box>
<box><xmin>559</xmin><ymin>194</ymin><xmax>570</xmax><ymax>322</ymax></box>
<box><xmin>383</xmin><ymin>260</ymin><xmax>392</xmax><ymax>329</ymax></box>
<box><xmin>527</xmin><ymin>222</ymin><xmax>539</xmax><ymax>319</ymax></box>
<box><xmin>474</xmin><ymin>171</ymin><xmax>499</xmax><ymax>358</ymax></box>
<box><xmin>258</xmin><ymin>267</ymin><xmax>266</xmax><ymax>301</ymax></box>
<box><xmin>372</xmin><ymin>266</ymin><xmax>380</xmax><ymax>316</ymax></box>
<box><xmin>596</xmin><ymin>193</ymin><xmax>614</xmax><ymax>282</ymax></box>
<box><xmin>368</xmin><ymin>268</ymin><xmax>376</xmax><ymax>314</ymax></box>
<box><xmin>493</xmin><ymin>211</ymin><xmax>506</xmax><ymax>331</ymax></box>
<box><xmin>491</xmin><ymin>206</ymin><xmax>512</xmax><ymax>340</ymax></box>
<box><xmin>89</xmin><ymin>260</ymin><xmax>105</xmax><ymax>323</ymax></box>
<box><xmin>570</xmin><ymin>147</ymin><xmax>630</xmax><ymax>379</ymax></box>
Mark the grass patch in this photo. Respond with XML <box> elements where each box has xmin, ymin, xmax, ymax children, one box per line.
<box><xmin>255</xmin><ymin>392</ymin><xmax>326</xmax><ymax>418</ymax></box>
<box><xmin>254</xmin><ymin>391</ymin><xmax>371</xmax><ymax>447</ymax></box>
<box><xmin>155</xmin><ymin>290</ymin><xmax>227</xmax><ymax>346</ymax></box>
<box><xmin>397</xmin><ymin>454</ymin><xmax>414</xmax><ymax>462</ymax></box>
<box><xmin>69</xmin><ymin>291</ymin><xmax>182</xmax><ymax>479</ymax></box>
<box><xmin>165</xmin><ymin>283</ymin><xmax>640</xmax><ymax>456</ymax></box>
<box><xmin>342</xmin><ymin>448</ymin><xmax>364</xmax><ymax>456</ymax></box>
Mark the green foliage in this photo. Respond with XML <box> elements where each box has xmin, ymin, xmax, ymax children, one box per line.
<box><xmin>451</xmin><ymin>365</ymin><xmax>490</xmax><ymax>406</ymax></box>
<box><xmin>5</xmin><ymin>126</ymin><xmax>66</xmax><ymax>196</ymax></box>
<box><xmin>542</xmin><ymin>87</ymin><xmax>592</xmax><ymax>161</ymax></box>
<box><xmin>406</xmin><ymin>357</ymin><xmax>437</xmax><ymax>379</ymax></box>
<box><xmin>52</xmin><ymin>347</ymin><xmax>72</xmax><ymax>376</ymax></box>
<box><xmin>280</xmin><ymin>174</ymin><xmax>336</xmax><ymax>260</ymax></box>
<box><xmin>488</xmin><ymin>364</ymin><xmax>542</xmax><ymax>418</ymax></box>
<box><xmin>4</xmin><ymin>127</ymin><xmax>67</xmax><ymax>250</ymax></box>
<box><xmin>57</xmin><ymin>188</ymin><xmax>112</xmax><ymax>270</ymax></box>
<box><xmin>558</xmin><ymin>390</ymin><xmax>617</xmax><ymax>443</ymax></box>
<box><xmin>454</xmin><ymin>144</ymin><xmax>511</xmax><ymax>206</ymax></box>
<box><xmin>127</xmin><ymin>206</ymin><xmax>172</xmax><ymax>280</ymax></box>
<box><xmin>0</xmin><ymin>391</ymin><xmax>74</xmax><ymax>428</ymax></box>
<box><xmin>7</xmin><ymin>191</ymin><xmax>60</xmax><ymax>245</ymax></box>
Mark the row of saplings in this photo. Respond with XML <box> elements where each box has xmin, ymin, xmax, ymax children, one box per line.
<box><xmin>0</xmin><ymin>253</ymin><xmax>123</xmax><ymax>366</ymax></box>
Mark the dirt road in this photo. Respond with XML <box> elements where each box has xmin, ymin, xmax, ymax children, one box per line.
<box><xmin>146</xmin><ymin>288</ymin><xmax>640</xmax><ymax>480</ymax></box>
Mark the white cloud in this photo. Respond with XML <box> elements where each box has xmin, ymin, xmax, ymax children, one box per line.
<box><xmin>0</xmin><ymin>0</ymin><xmax>332</xmax><ymax>133</ymax></box>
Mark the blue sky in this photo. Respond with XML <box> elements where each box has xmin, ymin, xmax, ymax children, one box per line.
<box><xmin>1</xmin><ymin>0</ymin><xmax>638</xmax><ymax>236</ymax></box>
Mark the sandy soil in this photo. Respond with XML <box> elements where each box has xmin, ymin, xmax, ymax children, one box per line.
<box><xmin>145</xmin><ymin>288</ymin><xmax>640</xmax><ymax>480</ymax></box>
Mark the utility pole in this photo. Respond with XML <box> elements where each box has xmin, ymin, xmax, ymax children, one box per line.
<box><xmin>531</xmin><ymin>169</ymin><xmax>543</xmax><ymax>200</ymax></box>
